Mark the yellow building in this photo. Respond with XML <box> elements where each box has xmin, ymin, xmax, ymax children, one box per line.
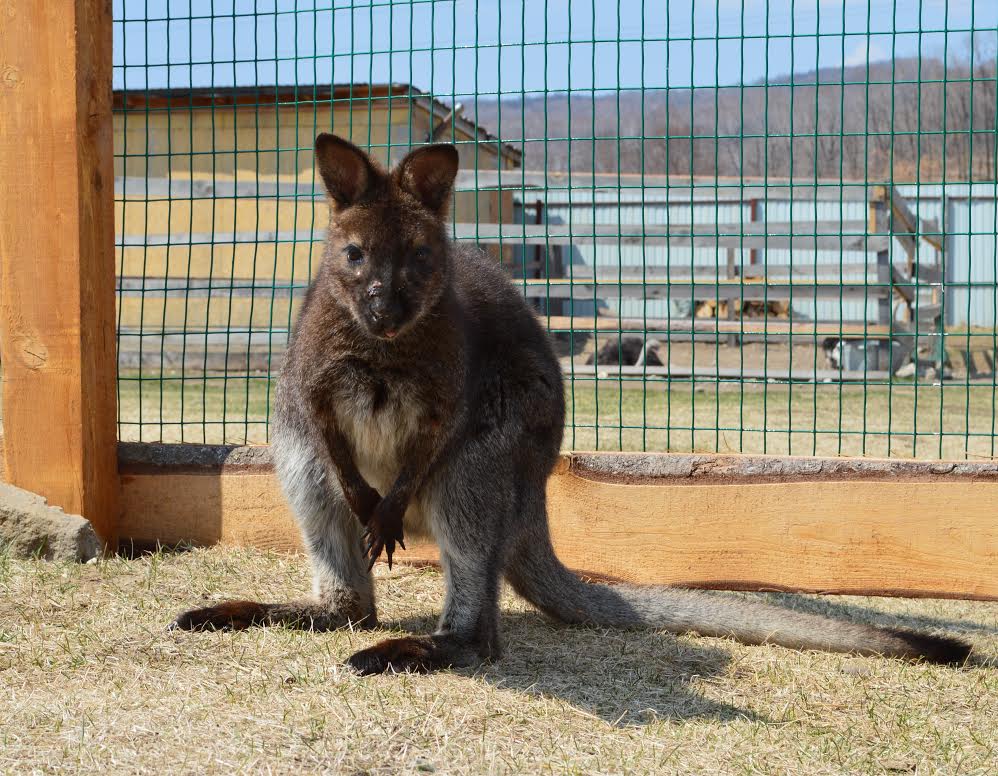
<box><xmin>113</xmin><ymin>84</ymin><xmax>521</xmax><ymax>366</ymax></box>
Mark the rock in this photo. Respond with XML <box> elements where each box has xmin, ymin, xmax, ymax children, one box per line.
<box><xmin>0</xmin><ymin>482</ymin><xmax>102</xmax><ymax>561</ymax></box>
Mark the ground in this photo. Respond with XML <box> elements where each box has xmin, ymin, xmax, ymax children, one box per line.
<box><xmin>2</xmin><ymin>546</ymin><xmax>996</xmax><ymax>775</ymax></box>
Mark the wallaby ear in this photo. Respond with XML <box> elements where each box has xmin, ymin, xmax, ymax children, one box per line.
<box><xmin>314</xmin><ymin>133</ymin><xmax>380</xmax><ymax>209</ymax></box>
<box><xmin>392</xmin><ymin>144</ymin><xmax>460</xmax><ymax>216</ymax></box>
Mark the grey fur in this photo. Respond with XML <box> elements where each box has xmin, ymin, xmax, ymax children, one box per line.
<box><xmin>172</xmin><ymin>136</ymin><xmax>971</xmax><ymax>670</ymax></box>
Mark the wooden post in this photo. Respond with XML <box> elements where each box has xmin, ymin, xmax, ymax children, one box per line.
<box><xmin>0</xmin><ymin>1</ymin><xmax>119</xmax><ymax>547</ymax></box>
<box><xmin>747</xmin><ymin>198</ymin><xmax>760</xmax><ymax>267</ymax></box>
<box><xmin>725</xmin><ymin>247</ymin><xmax>738</xmax><ymax>347</ymax></box>
<box><xmin>869</xmin><ymin>190</ymin><xmax>893</xmax><ymax>331</ymax></box>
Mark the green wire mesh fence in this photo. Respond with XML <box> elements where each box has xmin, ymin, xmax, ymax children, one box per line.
<box><xmin>113</xmin><ymin>0</ymin><xmax>998</xmax><ymax>460</ymax></box>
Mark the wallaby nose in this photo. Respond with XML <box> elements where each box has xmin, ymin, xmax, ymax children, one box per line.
<box><xmin>367</xmin><ymin>280</ymin><xmax>388</xmax><ymax>319</ymax></box>
<box><xmin>369</xmin><ymin>297</ymin><xmax>388</xmax><ymax>319</ymax></box>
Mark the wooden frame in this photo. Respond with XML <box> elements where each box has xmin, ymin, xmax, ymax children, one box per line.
<box><xmin>0</xmin><ymin>1</ymin><xmax>119</xmax><ymax>547</ymax></box>
<box><xmin>118</xmin><ymin>444</ymin><xmax>998</xmax><ymax>600</ymax></box>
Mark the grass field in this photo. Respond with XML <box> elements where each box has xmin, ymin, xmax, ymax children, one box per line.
<box><xmin>117</xmin><ymin>372</ymin><xmax>998</xmax><ymax>460</ymax></box>
<box><xmin>1</xmin><ymin>546</ymin><xmax>996</xmax><ymax>774</ymax></box>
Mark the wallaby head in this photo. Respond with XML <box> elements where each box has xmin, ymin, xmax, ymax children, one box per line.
<box><xmin>313</xmin><ymin>133</ymin><xmax>460</xmax><ymax>341</ymax></box>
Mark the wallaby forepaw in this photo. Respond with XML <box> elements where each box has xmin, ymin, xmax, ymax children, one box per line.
<box><xmin>362</xmin><ymin>501</ymin><xmax>406</xmax><ymax>570</ymax></box>
<box><xmin>169</xmin><ymin>600</ymin><xmax>268</xmax><ymax>631</ymax></box>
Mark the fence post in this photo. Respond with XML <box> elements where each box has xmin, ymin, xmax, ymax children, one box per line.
<box><xmin>725</xmin><ymin>247</ymin><xmax>738</xmax><ymax>347</ymax></box>
<box><xmin>0</xmin><ymin>1</ymin><xmax>119</xmax><ymax>547</ymax></box>
<box><xmin>869</xmin><ymin>188</ymin><xmax>893</xmax><ymax>330</ymax></box>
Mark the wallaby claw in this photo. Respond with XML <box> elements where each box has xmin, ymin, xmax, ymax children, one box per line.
<box><xmin>361</xmin><ymin>502</ymin><xmax>405</xmax><ymax>570</ymax></box>
<box><xmin>362</xmin><ymin>529</ymin><xmax>392</xmax><ymax>570</ymax></box>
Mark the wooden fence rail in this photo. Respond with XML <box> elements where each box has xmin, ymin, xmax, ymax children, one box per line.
<box><xmin>118</xmin><ymin>444</ymin><xmax>998</xmax><ymax>600</ymax></box>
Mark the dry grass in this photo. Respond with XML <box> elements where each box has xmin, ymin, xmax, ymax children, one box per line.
<box><xmin>1</xmin><ymin>546</ymin><xmax>996</xmax><ymax>774</ymax></box>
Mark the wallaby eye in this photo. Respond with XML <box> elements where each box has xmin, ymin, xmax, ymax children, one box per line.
<box><xmin>344</xmin><ymin>244</ymin><xmax>364</xmax><ymax>265</ymax></box>
<box><xmin>413</xmin><ymin>246</ymin><xmax>432</xmax><ymax>262</ymax></box>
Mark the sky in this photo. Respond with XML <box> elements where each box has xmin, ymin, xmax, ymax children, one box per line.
<box><xmin>113</xmin><ymin>0</ymin><xmax>998</xmax><ymax>98</ymax></box>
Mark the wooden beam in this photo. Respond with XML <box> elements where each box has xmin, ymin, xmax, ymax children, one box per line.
<box><xmin>115</xmin><ymin>174</ymin><xmax>876</xmax><ymax>201</ymax></box>
<box><xmin>889</xmin><ymin>264</ymin><xmax>916</xmax><ymax>304</ymax></box>
<box><xmin>118</xmin><ymin>446</ymin><xmax>998</xmax><ymax>600</ymax></box>
<box><xmin>450</xmin><ymin>221</ymin><xmax>878</xmax><ymax>247</ymax></box>
<box><xmin>111</xmin><ymin>261</ymin><xmax>913</xmax><ymax>299</ymax></box>
<box><xmin>0</xmin><ymin>2</ymin><xmax>119</xmax><ymax>546</ymax></box>
<box><xmin>883</xmin><ymin>185</ymin><xmax>945</xmax><ymax>252</ymax></box>
<box><xmin>521</xmin><ymin>279</ymin><xmax>891</xmax><ymax>301</ymax></box>
<box><xmin>564</xmin><ymin>363</ymin><xmax>892</xmax><ymax>382</ymax></box>
<box><xmin>116</xmin><ymin>221</ymin><xmax>885</xmax><ymax>251</ymax></box>
<box><xmin>542</xmin><ymin>315</ymin><xmax>912</xmax><ymax>338</ymax></box>
<box><xmin>512</xmin><ymin>261</ymin><xmax>884</xmax><ymax>280</ymax></box>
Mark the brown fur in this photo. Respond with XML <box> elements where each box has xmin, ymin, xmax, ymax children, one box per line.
<box><xmin>171</xmin><ymin>134</ymin><xmax>972</xmax><ymax>673</ymax></box>
<box><xmin>348</xmin><ymin>636</ymin><xmax>443</xmax><ymax>675</ymax></box>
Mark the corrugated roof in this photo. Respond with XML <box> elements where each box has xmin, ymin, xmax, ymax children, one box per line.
<box><xmin>112</xmin><ymin>82</ymin><xmax>521</xmax><ymax>162</ymax></box>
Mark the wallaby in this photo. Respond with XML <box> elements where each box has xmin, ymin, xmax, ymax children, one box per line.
<box><xmin>171</xmin><ymin>134</ymin><xmax>972</xmax><ymax>673</ymax></box>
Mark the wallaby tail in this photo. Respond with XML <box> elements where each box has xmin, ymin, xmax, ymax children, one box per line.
<box><xmin>505</xmin><ymin>534</ymin><xmax>971</xmax><ymax>665</ymax></box>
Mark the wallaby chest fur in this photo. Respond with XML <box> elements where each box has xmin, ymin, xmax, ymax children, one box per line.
<box><xmin>280</xmin><ymin>242</ymin><xmax>561</xmax><ymax>532</ymax></box>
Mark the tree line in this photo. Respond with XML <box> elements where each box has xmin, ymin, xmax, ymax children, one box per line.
<box><xmin>473</xmin><ymin>40</ymin><xmax>997</xmax><ymax>183</ymax></box>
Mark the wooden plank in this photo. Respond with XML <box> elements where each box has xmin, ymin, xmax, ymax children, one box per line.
<box><xmin>889</xmin><ymin>264</ymin><xmax>916</xmax><ymax>304</ymax></box>
<box><xmin>869</xmin><ymin>198</ymin><xmax>895</xmax><ymax>327</ymax></box>
<box><xmin>515</xmin><ymin>261</ymin><xmax>883</xmax><ymax>280</ymax></box>
<box><xmin>725</xmin><ymin>248</ymin><xmax>738</xmax><ymax>347</ymax></box>
<box><xmin>113</xmin><ymin>270</ymin><xmax>886</xmax><ymax>298</ymax></box>
<box><xmin>521</xmin><ymin>279</ymin><xmax>891</xmax><ymax>300</ymax></box>
<box><xmin>883</xmin><ymin>184</ymin><xmax>944</xmax><ymax>252</ymax></box>
<box><xmin>116</xmin><ymin>295</ymin><xmax>297</xmax><ymax>331</ymax></box>
<box><xmin>542</xmin><ymin>315</ymin><xmax>910</xmax><ymax>338</ymax></box>
<box><xmin>116</xmin><ymin>174</ymin><xmax>876</xmax><ymax>200</ymax></box>
<box><xmin>117</xmin><ymin>277</ymin><xmax>308</xmax><ymax>297</ymax></box>
<box><xmin>0</xmin><ymin>1</ymin><xmax>119</xmax><ymax>545</ymax></box>
<box><xmin>544</xmin><ymin>470</ymin><xmax>997</xmax><ymax>598</ymax></box>
<box><xmin>460</xmin><ymin>232</ymin><xmax>886</xmax><ymax>252</ymax></box>
<box><xmin>566</xmin><ymin>363</ymin><xmax>892</xmax><ymax>382</ymax></box>
<box><xmin>117</xmin><ymin>447</ymin><xmax>998</xmax><ymax>600</ymax></box>
<box><xmin>449</xmin><ymin>221</ymin><xmax>876</xmax><ymax>242</ymax></box>
<box><xmin>116</xmin><ymin>221</ymin><xmax>886</xmax><ymax>251</ymax></box>
<box><xmin>449</xmin><ymin>172</ymin><xmax>875</xmax><ymax>201</ymax></box>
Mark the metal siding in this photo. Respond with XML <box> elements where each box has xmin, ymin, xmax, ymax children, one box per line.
<box><xmin>514</xmin><ymin>185</ymin><xmax>996</xmax><ymax>328</ymax></box>
<box><xmin>945</xmin><ymin>194</ymin><xmax>998</xmax><ymax>328</ymax></box>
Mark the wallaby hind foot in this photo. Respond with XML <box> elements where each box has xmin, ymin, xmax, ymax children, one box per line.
<box><xmin>347</xmin><ymin>633</ymin><xmax>491</xmax><ymax>675</ymax></box>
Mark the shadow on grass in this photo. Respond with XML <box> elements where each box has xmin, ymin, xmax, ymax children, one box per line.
<box><xmin>751</xmin><ymin>591</ymin><xmax>998</xmax><ymax>639</ymax></box>
<box><xmin>384</xmin><ymin>585</ymin><xmax>995</xmax><ymax>722</ymax></box>
<box><xmin>392</xmin><ymin>611</ymin><xmax>756</xmax><ymax>725</ymax></box>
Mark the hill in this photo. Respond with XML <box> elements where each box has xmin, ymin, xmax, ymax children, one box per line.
<box><xmin>470</xmin><ymin>55</ymin><xmax>996</xmax><ymax>181</ymax></box>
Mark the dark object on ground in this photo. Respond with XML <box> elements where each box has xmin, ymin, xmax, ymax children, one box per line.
<box><xmin>587</xmin><ymin>336</ymin><xmax>663</xmax><ymax>366</ymax></box>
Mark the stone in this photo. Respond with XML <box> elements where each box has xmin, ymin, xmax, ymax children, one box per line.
<box><xmin>0</xmin><ymin>482</ymin><xmax>102</xmax><ymax>561</ymax></box>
